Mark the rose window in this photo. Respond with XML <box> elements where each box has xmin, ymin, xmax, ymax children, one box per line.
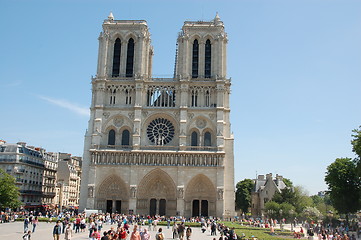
<box><xmin>147</xmin><ymin>118</ymin><xmax>175</xmax><ymax>145</ymax></box>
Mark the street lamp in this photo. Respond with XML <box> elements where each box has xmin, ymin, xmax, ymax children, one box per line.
<box><xmin>279</xmin><ymin>209</ymin><xmax>283</xmax><ymax>231</ymax></box>
<box><xmin>289</xmin><ymin>209</ymin><xmax>294</xmax><ymax>231</ymax></box>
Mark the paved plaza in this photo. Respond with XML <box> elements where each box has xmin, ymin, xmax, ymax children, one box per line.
<box><xmin>0</xmin><ymin>221</ymin><xmax>220</xmax><ymax>240</ymax></box>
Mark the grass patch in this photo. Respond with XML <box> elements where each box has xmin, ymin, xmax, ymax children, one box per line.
<box><xmin>221</xmin><ymin>221</ymin><xmax>299</xmax><ymax>240</ymax></box>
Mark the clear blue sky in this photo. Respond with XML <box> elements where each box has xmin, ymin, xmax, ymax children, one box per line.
<box><xmin>1</xmin><ymin>0</ymin><xmax>360</xmax><ymax>195</ymax></box>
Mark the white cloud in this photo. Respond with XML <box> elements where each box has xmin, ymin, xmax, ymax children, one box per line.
<box><xmin>38</xmin><ymin>95</ymin><xmax>89</xmax><ymax>116</ymax></box>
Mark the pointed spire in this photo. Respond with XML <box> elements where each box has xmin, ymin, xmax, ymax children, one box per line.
<box><xmin>214</xmin><ymin>12</ymin><xmax>222</xmax><ymax>26</ymax></box>
<box><xmin>214</xmin><ymin>12</ymin><xmax>221</xmax><ymax>21</ymax></box>
<box><xmin>108</xmin><ymin>12</ymin><xmax>114</xmax><ymax>21</ymax></box>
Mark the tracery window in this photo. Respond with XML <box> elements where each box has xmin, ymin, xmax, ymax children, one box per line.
<box><xmin>121</xmin><ymin>129</ymin><xmax>130</xmax><ymax>146</ymax></box>
<box><xmin>110</xmin><ymin>89</ymin><xmax>116</xmax><ymax>105</ymax></box>
<box><xmin>112</xmin><ymin>38</ymin><xmax>121</xmax><ymax>77</ymax></box>
<box><xmin>147</xmin><ymin>118</ymin><xmax>175</xmax><ymax>145</ymax></box>
<box><xmin>205</xmin><ymin>90</ymin><xmax>210</xmax><ymax>107</ymax></box>
<box><xmin>125</xmin><ymin>89</ymin><xmax>132</xmax><ymax>105</ymax></box>
<box><xmin>191</xmin><ymin>131</ymin><xmax>198</xmax><ymax>146</ymax></box>
<box><xmin>146</xmin><ymin>86</ymin><xmax>176</xmax><ymax>107</ymax></box>
<box><xmin>192</xmin><ymin>39</ymin><xmax>199</xmax><ymax>78</ymax></box>
<box><xmin>108</xmin><ymin>130</ymin><xmax>116</xmax><ymax>145</ymax></box>
<box><xmin>204</xmin><ymin>131</ymin><xmax>211</xmax><ymax>146</ymax></box>
<box><xmin>191</xmin><ymin>90</ymin><xmax>198</xmax><ymax>107</ymax></box>
<box><xmin>205</xmin><ymin>39</ymin><xmax>211</xmax><ymax>78</ymax></box>
<box><xmin>126</xmin><ymin>38</ymin><xmax>134</xmax><ymax>77</ymax></box>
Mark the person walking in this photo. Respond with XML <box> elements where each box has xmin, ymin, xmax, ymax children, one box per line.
<box><xmin>155</xmin><ymin>228</ymin><xmax>164</xmax><ymax>240</ymax></box>
<box><xmin>130</xmin><ymin>225</ymin><xmax>141</xmax><ymax>240</ymax></box>
<box><xmin>186</xmin><ymin>225</ymin><xmax>192</xmax><ymax>240</ymax></box>
<box><xmin>32</xmin><ymin>217</ymin><xmax>38</xmax><ymax>233</ymax></box>
<box><xmin>53</xmin><ymin>220</ymin><xmax>62</xmax><ymax>240</ymax></box>
<box><xmin>22</xmin><ymin>230</ymin><xmax>32</xmax><ymax>240</ymax></box>
<box><xmin>65</xmin><ymin>224</ymin><xmax>73</xmax><ymax>240</ymax></box>
<box><xmin>24</xmin><ymin>216</ymin><xmax>29</xmax><ymax>233</ymax></box>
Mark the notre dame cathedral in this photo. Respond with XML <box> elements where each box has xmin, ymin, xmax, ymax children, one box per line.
<box><xmin>79</xmin><ymin>13</ymin><xmax>235</xmax><ymax>218</ymax></box>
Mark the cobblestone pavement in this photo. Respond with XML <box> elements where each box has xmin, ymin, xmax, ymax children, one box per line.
<box><xmin>0</xmin><ymin>221</ymin><xmax>219</xmax><ymax>240</ymax></box>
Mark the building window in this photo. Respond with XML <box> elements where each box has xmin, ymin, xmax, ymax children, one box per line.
<box><xmin>121</xmin><ymin>129</ymin><xmax>130</xmax><ymax>146</ymax></box>
<box><xmin>191</xmin><ymin>132</ymin><xmax>198</xmax><ymax>146</ymax></box>
<box><xmin>125</xmin><ymin>89</ymin><xmax>132</xmax><ymax>105</ymax></box>
<box><xmin>205</xmin><ymin>39</ymin><xmax>211</xmax><ymax>78</ymax></box>
<box><xmin>126</xmin><ymin>38</ymin><xmax>134</xmax><ymax>77</ymax></box>
<box><xmin>205</xmin><ymin>90</ymin><xmax>210</xmax><ymax>107</ymax></box>
<box><xmin>191</xmin><ymin>90</ymin><xmax>198</xmax><ymax>107</ymax></box>
<box><xmin>112</xmin><ymin>38</ymin><xmax>121</xmax><ymax>77</ymax></box>
<box><xmin>192</xmin><ymin>39</ymin><xmax>199</xmax><ymax>78</ymax></box>
<box><xmin>204</xmin><ymin>132</ymin><xmax>211</xmax><ymax>146</ymax></box>
<box><xmin>110</xmin><ymin>89</ymin><xmax>116</xmax><ymax>104</ymax></box>
<box><xmin>108</xmin><ymin>130</ymin><xmax>116</xmax><ymax>145</ymax></box>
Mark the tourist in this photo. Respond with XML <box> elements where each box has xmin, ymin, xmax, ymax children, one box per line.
<box><xmin>53</xmin><ymin>220</ymin><xmax>62</xmax><ymax>240</ymax></box>
<box><xmin>178</xmin><ymin>223</ymin><xmax>185</xmax><ymax>240</ymax></box>
<box><xmin>172</xmin><ymin>222</ymin><xmax>178</xmax><ymax>239</ymax></box>
<box><xmin>24</xmin><ymin>216</ymin><xmax>29</xmax><ymax>233</ymax></box>
<box><xmin>186</xmin><ymin>225</ymin><xmax>192</xmax><ymax>240</ymax></box>
<box><xmin>141</xmin><ymin>228</ymin><xmax>151</xmax><ymax>240</ymax></box>
<box><xmin>155</xmin><ymin>228</ymin><xmax>164</xmax><ymax>240</ymax></box>
<box><xmin>65</xmin><ymin>224</ymin><xmax>73</xmax><ymax>240</ymax></box>
<box><xmin>119</xmin><ymin>227</ymin><xmax>128</xmax><ymax>240</ymax></box>
<box><xmin>91</xmin><ymin>228</ymin><xmax>101</xmax><ymax>240</ymax></box>
<box><xmin>32</xmin><ymin>216</ymin><xmax>38</xmax><ymax>233</ymax></box>
<box><xmin>101</xmin><ymin>231</ymin><xmax>109</xmax><ymax>240</ymax></box>
<box><xmin>130</xmin><ymin>225</ymin><xmax>141</xmax><ymax>240</ymax></box>
<box><xmin>22</xmin><ymin>230</ymin><xmax>32</xmax><ymax>240</ymax></box>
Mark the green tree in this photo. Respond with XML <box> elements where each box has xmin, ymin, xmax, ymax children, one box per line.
<box><xmin>235</xmin><ymin>179</ymin><xmax>254</xmax><ymax>213</ymax></box>
<box><xmin>351</xmin><ymin>126</ymin><xmax>361</xmax><ymax>176</ymax></box>
<box><xmin>265</xmin><ymin>201</ymin><xmax>280</xmax><ymax>219</ymax></box>
<box><xmin>0</xmin><ymin>169</ymin><xmax>21</xmax><ymax>209</ymax></box>
<box><xmin>283</xmin><ymin>178</ymin><xmax>293</xmax><ymax>187</ymax></box>
<box><xmin>325</xmin><ymin>158</ymin><xmax>361</xmax><ymax>220</ymax></box>
<box><xmin>273</xmin><ymin>186</ymin><xmax>312</xmax><ymax>215</ymax></box>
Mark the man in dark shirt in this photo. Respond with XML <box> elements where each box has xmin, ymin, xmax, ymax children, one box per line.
<box><xmin>53</xmin><ymin>220</ymin><xmax>61</xmax><ymax>240</ymax></box>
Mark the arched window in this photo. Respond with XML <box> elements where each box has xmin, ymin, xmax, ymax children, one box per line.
<box><xmin>191</xmin><ymin>90</ymin><xmax>198</xmax><ymax>107</ymax></box>
<box><xmin>126</xmin><ymin>38</ymin><xmax>135</xmax><ymax>77</ymax></box>
<box><xmin>192</xmin><ymin>39</ymin><xmax>199</xmax><ymax>78</ymax></box>
<box><xmin>205</xmin><ymin>90</ymin><xmax>210</xmax><ymax>107</ymax></box>
<box><xmin>125</xmin><ymin>89</ymin><xmax>132</xmax><ymax>105</ymax></box>
<box><xmin>112</xmin><ymin>38</ymin><xmax>121</xmax><ymax>77</ymax></box>
<box><xmin>205</xmin><ymin>39</ymin><xmax>211</xmax><ymax>78</ymax></box>
<box><xmin>191</xmin><ymin>131</ymin><xmax>198</xmax><ymax>146</ymax></box>
<box><xmin>204</xmin><ymin>131</ymin><xmax>211</xmax><ymax>146</ymax></box>
<box><xmin>121</xmin><ymin>129</ymin><xmax>130</xmax><ymax>146</ymax></box>
<box><xmin>110</xmin><ymin>89</ymin><xmax>116</xmax><ymax>105</ymax></box>
<box><xmin>108</xmin><ymin>130</ymin><xmax>116</xmax><ymax>145</ymax></box>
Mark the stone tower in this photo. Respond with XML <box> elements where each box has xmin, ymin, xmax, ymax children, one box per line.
<box><xmin>80</xmin><ymin>13</ymin><xmax>235</xmax><ymax>218</ymax></box>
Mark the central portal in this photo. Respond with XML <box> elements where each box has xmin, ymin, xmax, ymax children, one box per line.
<box><xmin>149</xmin><ymin>198</ymin><xmax>167</xmax><ymax>216</ymax></box>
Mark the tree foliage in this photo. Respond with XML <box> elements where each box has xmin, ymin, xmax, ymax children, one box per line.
<box><xmin>235</xmin><ymin>179</ymin><xmax>254</xmax><ymax>213</ymax></box>
<box><xmin>0</xmin><ymin>169</ymin><xmax>21</xmax><ymax>209</ymax></box>
<box><xmin>324</xmin><ymin>158</ymin><xmax>361</xmax><ymax>214</ymax></box>
<box><xmin>351</xmin><ymin>126</ymin><xmax>361</xmax><ymax>176</ymax></box>
<box><xmin>283</xmin><ymin>178</ymin><xmax>293</xmax><ymax>188</ymax></box>
<box><xmin>272</xmin><ymin>186</ymin><xmax>312</xmax><ymax>215</ymax></box>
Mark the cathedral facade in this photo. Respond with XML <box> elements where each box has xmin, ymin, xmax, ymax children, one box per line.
<box><xmin>79</xmin><ymin>13</ymin><xmax>235</xmax><ymax>218</ymax></box>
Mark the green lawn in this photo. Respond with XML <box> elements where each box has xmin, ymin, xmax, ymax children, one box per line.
<box><xmin>221</xmin><ymin>222</ymin><xmax>302</xmax><ymax>240</ymax></box>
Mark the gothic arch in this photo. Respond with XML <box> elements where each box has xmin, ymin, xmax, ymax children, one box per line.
<box><xmin>185</xmin><ymin>174</ymin><xmax>217</xmax><ymax>201</ymax></box>
<box><xmin>124</xmin><ymin>33</ymin><xmax>138</xmax><ymax>43</ymax></box>
<box><xmin>136</xmin><ymin>168</ymin><xmax>177</xmax><ymax>216</ymax></box>
<box><xmin>103</xmin><ymin>114</ymin><xmax>133</xmax><ymax>131</ymax></box>
<box><xmin>95</xmin><ymin>174</ymin><xmax>130</xmax><ymax>213</ymax></box>
<box><xmin>203</xmin><ymin>35</ymin><xmax>214</xmax><ymax>43</ymax></box>
<box><xmin>137</xmin><ymin>168</ymin><xmax>177</xmax><ymax>199</ymax></box>
<box><xmin>184</xmin><ymin>174</ymin><xmax>217</xmax><ymax>217</ymax></box>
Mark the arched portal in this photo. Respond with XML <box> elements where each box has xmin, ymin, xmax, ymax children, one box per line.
<box><xmin>185</xmin><ymin>174</ymin><xmax>217</xmax><ymax>217</ymax></box>
<box><xmin>137</xmin><ymin>168</ymin><xmax>177</xmax><ymax>216</ymax></box>
<box><xmin>96</xmin><ymin>175</ymin><xmax>129</xmax><ymax>214</ymax></box>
